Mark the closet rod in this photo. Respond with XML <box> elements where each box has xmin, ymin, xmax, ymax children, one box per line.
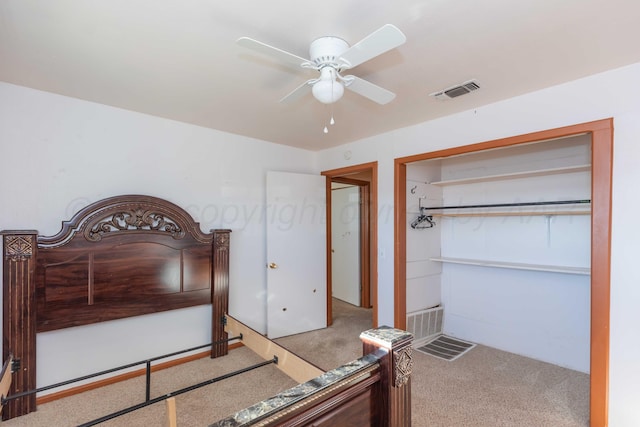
<box><xmin>431</xmin><ymin>210</ymin><xmax>591</xmax><ymax>218</ymax></box>
<box><xmin>420</xmin><ymin>199</ymin><xmax>590</xmax><ymax>211</ymax></box>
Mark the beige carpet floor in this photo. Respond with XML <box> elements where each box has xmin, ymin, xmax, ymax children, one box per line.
<box><xmin>1</xmin><ymin>299</ymin><xmax>589</xmax><ymax>426</ymax></box>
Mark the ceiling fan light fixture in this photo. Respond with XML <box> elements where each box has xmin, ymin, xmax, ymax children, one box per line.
<box><xmin>238</xmin><ymin>24</ymin><xmax>407</xmax><ymax>106</ymax></box>
<box><xmin>312</xmin><ymin>67</ymin><xmax>344</xmax><ymax>104</ymax></box>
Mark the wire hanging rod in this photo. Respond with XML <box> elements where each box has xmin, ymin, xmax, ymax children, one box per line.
<box><xmin>419</xmin><ymin>199</ymin><xmax>591</xmax><ymax>211</ymax></box>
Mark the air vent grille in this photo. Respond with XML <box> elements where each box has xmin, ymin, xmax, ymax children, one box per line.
<box><xmin>407</xmin><ymin>305</ymin><xmax>444</xmax><ymax>347</ymax></box>
<box><xmin>430</xmin><ymin>79</ymin><xmax>480</xmax><ymax>100</ymax></box>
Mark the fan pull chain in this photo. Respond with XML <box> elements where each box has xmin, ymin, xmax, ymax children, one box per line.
<box><xmin>324</xmin><ymin>80</ymin><xmax>338</xmax><ymax>134</ymax></box>
<box><xmin>323</xmin><ymin>105</ymin><xmax>336</xmax><ymax>134</ymax></box>
<box><xmin>323</xmin><ymin>115</ymin><xmax>336</xmax><ymax>134</ymax></box>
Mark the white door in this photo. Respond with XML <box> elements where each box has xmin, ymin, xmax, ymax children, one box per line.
<box><xmin>331</xmin><ymin>184</ymin><xmax>361</xmax><ymax>306</ymax></box>
<box><xmin>266</xmin><ymin>171</ymin><xmax>327</xmax><ymax>338</ymax></box>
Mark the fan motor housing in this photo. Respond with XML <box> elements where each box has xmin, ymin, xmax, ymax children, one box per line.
<box><xmin>309</xmin><ymin>36</ymin><xmax>349</xmax><ymax>69</ymax></box>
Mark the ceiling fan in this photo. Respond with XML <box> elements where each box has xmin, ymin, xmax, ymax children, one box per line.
<box><xmin>237</xmin><ymin>24</ymin><xmax>406</xmax><ymax>105</ymax></box>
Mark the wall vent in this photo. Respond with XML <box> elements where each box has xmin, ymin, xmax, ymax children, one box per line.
<box><xmin>430</xmin><ymin>79</ymin><xmax>480</xmax><ymax>100</ymax></box>
<box><xmin>407</xmin><ymin>305</ymin><xmax>444</xmax><ymax>347</ymax></box>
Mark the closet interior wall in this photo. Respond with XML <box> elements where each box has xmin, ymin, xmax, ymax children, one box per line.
<box><xmin>406</xmin><ymin>134</ymin><xmax>592</xmax><ymax>373</ymax></box>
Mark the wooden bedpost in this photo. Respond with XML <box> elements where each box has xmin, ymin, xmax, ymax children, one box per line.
<box><xmin>360</xmin><ymin>327</ymin><xmax>413</xmax><ymax>427</ymax></box>
<box><xmin>211</xmin><ymin>229</ymin><xmax>231</xmax><ymax>358</ymax></box>
<box><xmin>1</xmin><ymin>230</ymin><xmax>38</xmax><ymax>420</ymax></box>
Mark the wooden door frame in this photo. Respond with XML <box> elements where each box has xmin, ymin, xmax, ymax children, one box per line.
<box><xmin>394</xmin><ymin>118</ymin><xmax>612</xmax><ymax>427</ymax></box>
<box><xmin>331</xmin><ymin>177</ymin><xmax>371</xmax><ymax>309</ymax></box>
<box><xmin>322</xmin><ymin>162</ymin><xmax>378</xmax><ymax>327</ymax></box>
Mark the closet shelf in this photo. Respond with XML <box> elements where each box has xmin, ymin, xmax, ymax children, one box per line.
<box><xmin>429</xmin><ymin>164</ymin><xmax>591</xmax><ymax>186</ymax></box>
<box><xmin>429</xmin><ymin>257</ymin><xmax>590</xmax><ymax>275</ymax></box>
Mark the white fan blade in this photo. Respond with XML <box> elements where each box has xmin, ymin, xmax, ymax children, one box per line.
<box><xmin>340</xmin><ymin>24</ymin><xmax>406</xmax><ymax>69</ymax></box>
<box><xmin>343</xmin><ymin>75</ymin><xmax>396</xmax><ymax>105</ymax></box>
<box><xmin>280</xmin><ymin>80</ymin><xmax>313</xmax><ymax>104</ymax></box>
<box><xmin>237</xmin><ymin>37</ymin><xmax>311</xmax><ymax>68</ymax></box>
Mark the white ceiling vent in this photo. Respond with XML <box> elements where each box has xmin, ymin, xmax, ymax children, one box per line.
<box><xmin>430</xmin><ymin>79</ymin><xmax>480</xmax><ymax>100</ymax></box>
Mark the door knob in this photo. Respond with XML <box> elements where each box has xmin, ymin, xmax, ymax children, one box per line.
<box><xmin>268</xmin><ymin>262</ymin><xmax>278</xmax><ymax>269</ymax></box>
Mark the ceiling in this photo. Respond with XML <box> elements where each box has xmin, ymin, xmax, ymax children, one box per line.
<box><xmin>1</xmin><ymin>1</ymin><xmax>639</xmax><ymax>151</ymax></box>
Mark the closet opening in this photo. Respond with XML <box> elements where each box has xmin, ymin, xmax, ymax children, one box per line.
<box><xmin>394</xmin><ymin>119</ymin><xmax>612</xmax><ymax>427</ymax></box>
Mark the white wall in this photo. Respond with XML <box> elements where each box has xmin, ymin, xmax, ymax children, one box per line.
<box><xmin>0</xmin><ymin>82</ymin><xmax>317</xmax><ymax>389</ymax></box>
<box><xmin>317</xmin><ymin>62</ymin><xmax>640</xmax><ymax>426</ymax></box>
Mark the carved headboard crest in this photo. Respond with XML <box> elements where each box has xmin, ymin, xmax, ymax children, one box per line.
<box><xmin>86</xmin><ymin>207</ymin><xmax>184</xmax><ymax>241</ymax></box>
<box><xmin>39</xmin><ymin>195</ymin><xmax>211</xmax><ymax>248</ymax></box>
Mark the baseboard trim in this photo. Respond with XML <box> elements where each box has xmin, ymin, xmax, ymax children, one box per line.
<box><xmin>36</xmin><ymin>342</ymin><xmax>244</xmax><ymax>405</ymax></box>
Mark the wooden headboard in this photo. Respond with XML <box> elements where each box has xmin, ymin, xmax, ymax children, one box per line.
<box><xmin>1</xmin><ymin>195</ymin><xmax>231</xmax><ymax>419</ymax></box>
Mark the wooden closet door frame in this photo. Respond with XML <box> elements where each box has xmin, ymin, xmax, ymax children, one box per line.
<box><xmin>393</xmin><ymin>118</ymin><xmax>612</xmax><ymax>427</ymax></box>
